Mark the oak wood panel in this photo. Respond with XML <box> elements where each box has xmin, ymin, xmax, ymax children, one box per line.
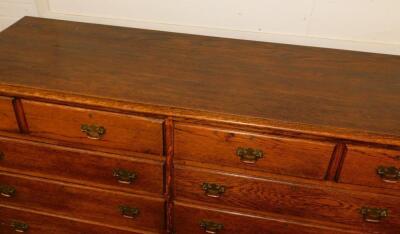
<box><xmin>339</xmin><ymin>145</ymin><xmax>400</xmax><ymax>191</ymax></box>
<box><xmin>22</xmin><ymin>100</ymin><xmax>164</xmax><ymax>156</ymax></box>
<box><xmin>0</xmin><ymin>205</ymin><xmax>146</xmax><ymax>234</ymax></box>
<box><xmin>174</xmin><ymin>165</ymin><xmax>400</xmax><ymax>231</ymax></box>
<box><xmin>174</xmin><ymin>123</ymin><xmax>335</xmax><ymax>180</ymax></box>
<box><xmin>0</xmin><ymin>172</ymin><xmax>165</xmax><ymax>233</ymax></box>
<box><xmin>0</xmin><ymin>97</ymin><xmax>18</xmax><ymax>133</ymax></box>
<box><xmin>174</xmin><ymin>202</ymin><xmax>361</xmax><ymax>234</ymax></box>
<box><xmin>0</xmin><ymin>137</ymin><xmax>163</xmax><ymax>195</ymax></box>
<box><xmin>0</xmin><ymin>17</ymin><xmax>399</xmax><ymax>138</ymax></box>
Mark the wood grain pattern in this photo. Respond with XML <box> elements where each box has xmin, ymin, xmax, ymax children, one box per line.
<box><xmin>339</xmin><ymin>145</ymin><xmax>400</xmax><ymax>191</ymax></box>
<box><xmin>174</xmin><ymin>123</ymin><xmax>335</xmax><ymax>180</ymax></box>
<box><xmin>12</xmin><ymin>98</ymin><xmax>29</xmax><ymax>134</ymax></box>
<box><xmin>164</xmin><ymin>118</ymin><xmax>174</xmax><ymax>233</ymax></box>
<box><xmin>174</xmin><ymin>165</ymin><xmax>400</xmax><ymax>231</ymax></box>
<box><xmin>0</xmin><ymin>172</ymin><xmax>165</xmax><ymax>233</ymax></box>
<box><xmin>0</xmin><ymin>97</ymin><xmax>19</xmax><ymax>133</ymax></box>
<box><xmin>174</xmin><ymin>202</ymin><xmax>361</xmax><ymax>234</ymax></box>
<box><xmin>0</xmin><ymin>137</ymin><xmax>164</xmax><ymax>196</ymax></box>
<box><xmin>22</xmin><ymin>100</ymin><xmax>164</xmax><ymax>156</ymax></box>
<box><xmin>0</xmin><ymin>205</ymin><xmax>147</xmax><ymax>234</ymax></box>
<box><xmin>0</xmin><ymin>17</ymin><xmax>399</xmax><ymax>139</ymax></box>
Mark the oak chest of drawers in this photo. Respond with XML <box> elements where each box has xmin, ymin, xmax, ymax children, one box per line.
<box><xmin>0</xmin><ymin>17</ymin><xmax>399</xmax><ymax>234</ymax></box>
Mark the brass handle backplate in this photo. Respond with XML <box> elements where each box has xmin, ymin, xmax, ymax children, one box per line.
<box><xmin>81</xmin><ymin>124</ymin><xmax>106</xmax><ymax>140</ymax></box>
<box><xmin>11</xmin><ymin>220</ymin><xmax>29</xmax><ymax>233</ymax></box>
<box><xmin>200</xmin><ymin>220</ymin><xmax>224</xmax><ymax>234</ymax></box>
<box><xmin>119</xmin><ymin>205</ymin><xmax>140</xmax><ymax>219</ymax></box>
<box><xmin>113</xmin><ymin>169</ymin><xmax>137</xmax><ymax>184</ymax></box>
<box><xmin>236</xmin><ymin>147</ymin><xmax>263</xmax><ymax>164</ymax></box>
<box><xmin>202</xmin><ymin>183</ymin><xmax>225</xmax><ymax>198</ymax></box>
<box><xmin>360</xmin><ymin>207</ymin><xmax>388</xmax><ymax>223</ymax></box>
<box><xmin>377</xmin><ymin>166</ymin><xmax>400</xmax><ymax>183</ymax></box>
<box><xmin>0</xmin><ymin>184</ymin><xmax>16</xmax><ymax>198</ymax></box>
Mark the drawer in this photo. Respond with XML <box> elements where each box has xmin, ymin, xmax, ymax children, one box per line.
<box><xmin>22</xmin><ymin>100</ymin><xmax>164</xmax><ymax>156</ymax></box>
<box><xmin>339</xmin><ymin>145</ymin><xmax>400</xmax><ymax>191</ymax></box>
<box><xmin>0</xmin><ymin>97</ymin><xmax>19</xmax><ymax>133</ymax></box>
<box><xmin>174</xmin><ymin>124</ymin><xmax>335</xmax><ymax>180</ymax></box>
<box><xmin>175</xmin><ymin>165</ymin><xmax>400</xmax><ymax>231</ymax></box>
<box><xmin>174</xmin><ymin>202</ymin><xmax>359</xmax><ymax>234</ymax></box>
<box><xmin>0</xmin><ymin>172</ymin><xmax>165</xmax><ymax>233</ymax></box>
<box><xmin>0</xmin><ymin>206</ymin><xmax>142</xmax><ymax>234</ymax></box>
<box><xmin>0</xmin><ymin>137</ymin><xmax>163</xmax><ymax>195</ymax></box>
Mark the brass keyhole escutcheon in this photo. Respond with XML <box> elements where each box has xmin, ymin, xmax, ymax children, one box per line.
<box><xmin>360</xmin><ymin>207</ymin><xmax>388</xmax><ymax>223</ymax></box>
<box><xmin>200</xmin><ymin>220</ymin><xmax>224</xmax><ymax>234</ymax></box>
<box><xmin>11</xmin><ymin>221</ymin><xmax>29</xmax><ymax>233</ymax></box>
<box><xmin>0</xmin><ymin>184</ymin><xmax>16</xmax><ymax>198</ymax></box>
<box><xmin>81</xmin><ymin>124</ymin><xmax>106</xmax><ymax>140</ymax></box>
<box><xmin>376</xmin><ymin>166</ymin><xmax>400</xmax><ymax>183</ymax></box>
<box><xmin>201</xmin><ymin>183</ymin><xmax>226</xmax><ymax>198</ymax></box>
<box><xmin>119</xmin><ymin>205</ymin><xmax>140</xmax><ymax>219</ymax></box>
<box><xmin>113</xmin><ymin>168</ymin><xmax>137</xmax><ymax>184</ymax></box>
<box><xmin>236</xmin><ymin>147</ymin><xmax>264</xmax><ymax>164</ymax></box>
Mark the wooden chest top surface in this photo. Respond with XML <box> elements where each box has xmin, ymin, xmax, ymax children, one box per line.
<box><xmin>0</xmin><ymin>17</ymin><xmax>399</xmax><ymax>138</ymax></box>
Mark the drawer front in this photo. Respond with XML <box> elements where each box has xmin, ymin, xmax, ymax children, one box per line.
<box><xmin>0</xmin><ymin>173</ymin><xmax>164</xmax><ymax>233</ymax></box>
<box><xmin>175</xmin><ymin>165</ymin><xmax>400</xmax><ymax>231</ymax></box>
<box><xmin>174</xmin><ymin>124</ymin><xmax>335</xmax><ymax>180</ymax></box>
<box><xmin>22</xmin><ymin>100</ymin><xmax>164</xmax><ymax>156</ymax></box>
<box><xmin>0</xmin><ymin>206</ymin><xmax>142</xmax><ymax>234</ymax></box>
<box><xmin>0</xmin><ymin>97</ymin><xmax>18</xmax><ymax>133</ymax></box>
<box><xmin>174</xmin><ymin>202</ymin><xmax>358</xmax><ymax>234</ymax></box>
<box><xmin>0</xmin><ymin>137</ymin><xmax>163</xmax><ymax>195</ymax></box>
<box><xmin>339</xmin><ymin>145</ymin><xmax>400</xmax><ymax>191</ymax></box>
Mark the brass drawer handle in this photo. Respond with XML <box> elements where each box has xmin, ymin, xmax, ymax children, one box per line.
<box><xmin>11</xmin><ymin>221</ymin><xmax>29</xmax><ymax>233</ymax></box>
<box><xmin>236</xmin><ymin>147</ymin><xmax>263</xmax><ymax>164</ymax></box>
<box><xmin>119</xmin><ymin>205</ymin><xmax>140</xmax><ymax>219</ymax></box>
<box><xmin>377</xmin><ymin>166</ymin><xmax>400</xmax><ymax>183</ymax></box>
<box><xmin>81</xmin><ymin>124</ymin><xmax>106</xmax><ymax>140</ymax></box>
<box><xmin>200</xmin><ymin>220</ymin><xmax>224</xmax><ymax>234</ymax></box>
<box><xmin>360</xmin><ymin>207</ymin><xmax>388</xmax><ymax>223</ymax></box>
<box><xmin>202</xmin><ymin>183</ymin><xmax>226</xmax><ymax>198</ymax></box>
<box><xmin>113</xmin><ymin>168</ymin><xmax>137</xmax><ymax>184</ymax></box>
<box><xmin>0</xmin><ymin>184</ymin><xmax>16</xmax><ymax>198</ymax></box>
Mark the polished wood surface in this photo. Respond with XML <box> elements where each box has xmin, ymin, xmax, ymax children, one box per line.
<box><xmin>174</xmin><ymin>165</ymin><xmax>400</xmax><ymax>231</ymax></box>
<box><xmin>0</xmin><ymin>17</ymin><xmax>399</xmax><ymax>138</ymax></box>
<box><xmin>22</xmin><ymin>100</ymin><xmax>164</xmax><ymax>156</ymax></box>
<box><xmin>174</xmin><ymin>123</ymin><xmax>335</xmax><ymax>179</ymax></box>
<box><xmin>1</xmin><ymin>17</ymin><xmax>399</xmax><ymax>233</ymax></box>
<box><xmin>0</xmin><ymin>206</ymin><xmax>147</xmax><ymax>234</ymax></box>
<box><xmin>0</xmin><ymin>137</ymin><xmax>164</xmax><ymax>195</ymax></box>
<box><xmin>0</xmin><ymin>172</ymin><xmax>165</xmax><ymax>233</ymax></box>
<box><xmin>174</xmin><ymin>202</ymin><xmax>361</xmax><ymax>234</ymax></box>
<box><xmin>339</xmin><ymin>145</ymin><xmax>400</xmax><ymax>190</ymax></box>
<box><xmin>0</xmin><ymin>97</ymin><xmax>18</xmax><ymax>133</ymax></box>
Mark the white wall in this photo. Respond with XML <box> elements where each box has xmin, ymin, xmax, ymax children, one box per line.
<box><xmin>2</xmin><ymin>0</ymin><xmax>400</xmax><ymax>55</ymax></box>
<box><xmin>0</xmin><ymin>0</ymin><xmax>37</xmax><ymax>30</ymax></box>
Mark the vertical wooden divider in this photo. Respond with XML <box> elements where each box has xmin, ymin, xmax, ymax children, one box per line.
<box><xmin>164</xmin><ymin>117</ymin><xmax>174</xmax><ymax>233</ymax></box>
<box><xmin>325</xmin><ymin>143</ymin><xmax>348</xmax><ymax>181</ymax></box>
<box><xmin>12</xmin><ymin>98</ymin><xmax>29</xmax><ymax>134</ymax></box>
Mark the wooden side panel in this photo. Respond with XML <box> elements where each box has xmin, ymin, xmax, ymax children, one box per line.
<box><xmin>0</xmin><ymin>206</ymin><xmax>143</xmax><ymax>234</ymax></box>
<box><xmin>0</xmin><ymin>173</ymin><xmax>165</xmax><ymax>233</ymax></box>
<box><xmin>174</xmin><ymin>165</ymin><xmax>400</xmax><ymax>231</ymax></box>
<box><xmin>0</xmin><ymin>97</ymin><xmax>19</xmax><ymax>133</ymax></box>
<box><xmin>22</xmin><ymin>100</ymin><xmax>164</xmax><ymax>156</ymax></box>
<box><xmin>0</xmin><ymin>137</ymin><xmax>164</xmax><ymax>195</ymax></box>
<box><xmin>174</xmin><ymin>202</ymin><xmax>360</xmax><ymax>234</ymax></box>
<box><xmin>339</xmin><ymin>145</ymin><xmax>400</xmax><ymax>190</ymax></box>
<box><xmin>174</xmin><ymin>123</ymin><xmax>335</xmax><ymax>180</ymax></box>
